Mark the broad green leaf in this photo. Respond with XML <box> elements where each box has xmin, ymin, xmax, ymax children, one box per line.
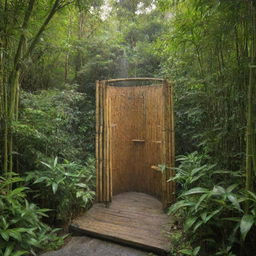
<box><xmin>33</xmin><ymin>176</ymin><xmax>48</xmax><ymax>184</ymax></box>
<box><xmin>9</xmin><ymin>187</ymin><xmax>28</xmax><ymax>197</ymax></box>
<box><xmin>212</xmin><ymin>185</ymin><xmax>226</xmax><ymax>195</ymax></box>
<box><xmin>3</xmin><ymin>244</ymin><xmax>14</xmax><ymax>256</ymax></box>
<box><xmin>195</xmin><ymin>193</ymin><xmax>208</xmax><ymax>210</ymax></box>
<box><xmin>191</xmin><ymin>165</ymin><xmax>205</xmax><ymax>176</ymax></box>
<box><xmin>227</xmin><ymin>194</ymin><xmax>241</xmax><ymax>211</ymax></box>
<box><xmin>193</xmin><ymin>220</ymin><xmax>203</xmax><ymax>232</ymax></box>
<box><xmin>179</xmin><ymin>249</ymin><xmax>193</xmax><ymax>255</ymax></box>
<box><xmin>1</xmin><ymin>217</ymin><xmax>8</xmax><ymax>229</ymax></box>
<box><xmin>200</xmin><ymin>212</ymin><xmax>207</xmax><ymax>223</ymax></box>
<box><xmin>183</xmin><ymin>187</ymin><xmax>209</xmax><ymax>196</ymax></box>
<box><xmin>76</xmin><ymin>183</ymin><xmax>87</xmax><ymax>188</ymax></box>
<box><xmin>226</xmin><ymin>184</ymin><xmax>239</xmax><ymax>193</ymax></box>
<box><xmin>193</xmin><ymin>246</ymin><xmax>200</xmax><ymax>255</ymax></box>
<box><xmin>28</xmin><ymin>237</ymin><xmax>41</xmax><ymax>247</ymax></box>
<box><xmin>12</xmin><ymin>251</ymin><xmax>28</xmax><ymax>256</ymax></box>
<box><xmin>54</xmin><ymin>157</ymin><xmax>58</xmax><ymax>168</ymax></box>
<box><xmin>0</xmin><ymin>231</ymin><xmax>9</xmax><ymax>241</ymax></box>
<box><xmin>52</xmin><ymin>183</ymin><xmax>58</xmax><ymax>194</ymax></box>
<box><xmin>184</xmin><ymin>217</ymin><xmax>197</xmax><ymax>231</ymax></box>
<box><xmin>168</xmin><ymin>200</ymin><xmax>194</xmax><ymax>214</ymax></box>
<box><xmin>205</xmin><ymin>209</ymin><xmax>221</xmax><ymax>223</ymax></box>
<box><xmin>247</xmin><ymin>191</ymin><xmax>256</xmax><ymax>202</ymax></box>
<box><xmin>8</xmin><ymin>229</ymin><xmax>22</xmax><ymax>241</ymax></box>
<box><xmin>41</xmin><ymin>161</ymin><xmax>52</xmax><ymax>170</ymax></box>
<box><xmin>222</xmin><ymin>217</ymin><xmax>240</xmax><ymax>222</ymax></box>
<box><xmin>240</xmin><ymin>214</ymin><xmax>254</xmax><ymax>240</ymax></box>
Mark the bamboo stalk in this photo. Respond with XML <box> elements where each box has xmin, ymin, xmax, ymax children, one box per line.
<box><xmin>96</xmin><ymin>81</ymin><xmax>100</xmax><ymax>201</ymax></box>
<box><xmin>99</xmin><ymin>81</ymin><xmax>103</xmax><ymax>202</ymax></box>
<box><xmin>245</xmin><ymin>0</ymin><xmax>256</xmax><ymax>192</ymax></box>
<box><xmin>170</xmin><ymin>82</ymin><xmax>176</xmax><ymax>203</ymax></box>
<box><xmin>165</xmin><ymin>80</ymin><xmax>171</xmax><ymax>204</ymax></box>
<box><xmin>162</xmin><ymin>81</ymin><xmax>168</xmax><ymax>208</ymax></box>
<box><xmin>102</xmin><ymin>81</ymin><xmax>106</xmax><ymax>202</ymax></box>
<box><xmin>104</xmin><ymin>81</ymin><xmax>110</xmax><ymax>203</ymax></box>
<box><xmin>109</xmin><ymin>89</ymin><xmax>113</xmax><ymax>201</ymax></box>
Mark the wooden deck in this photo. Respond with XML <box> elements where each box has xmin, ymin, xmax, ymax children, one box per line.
<box><xmin>70</xmin><ymin>192</ymin><xmax>172</xmax><ymax>255</ymax></box>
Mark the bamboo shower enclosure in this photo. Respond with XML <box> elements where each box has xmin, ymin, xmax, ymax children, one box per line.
<box><xmin>96</xmin><ymin>78</ymin><xmax>175</xmax><ymax>208</ymax></box>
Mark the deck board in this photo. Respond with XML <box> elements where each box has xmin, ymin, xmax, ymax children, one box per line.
<box><xmin>70</xmin><ymin>192</ymin><xmax>172</xmax><ymax>255</ymax></box>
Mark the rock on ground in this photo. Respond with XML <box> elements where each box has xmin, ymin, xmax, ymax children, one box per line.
<box><xmin>41</xmin><ymin>236</ymin><xmax>152</xmax><ymax>256</ymax></box>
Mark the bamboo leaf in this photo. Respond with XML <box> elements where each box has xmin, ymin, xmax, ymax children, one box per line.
<box><xmin>240</xmin><ymin>214</ymin><xmax>254</xmax><ymax>240</ymax></box>
<box><xmin>183</xmin><ymin>187</ymin><xmax>209</xmax><ymax>196</ymax></box>
<box><xmin>52</xmin><ymin>183</ymin><xmax>58</xmax><ymax>194</ymax></box>
<box><xmin>184</xmin><ymin>217</ymin><xmax>198</xmax><ymax>231</ymax></box>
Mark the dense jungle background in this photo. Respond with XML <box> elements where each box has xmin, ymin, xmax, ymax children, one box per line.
<box><xmin>0</xmin><ymin>0</ymin><xmax>256</xmax><ymax>255</ymax></box>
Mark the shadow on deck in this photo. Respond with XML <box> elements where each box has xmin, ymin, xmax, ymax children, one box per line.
<box><xmin>69</xmin><ymin>192</ymin><xmax>172</xmax><ymax>255</ymax></box>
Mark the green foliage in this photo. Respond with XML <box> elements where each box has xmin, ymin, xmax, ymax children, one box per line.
<box><xmin>155</xmin><ymin>0</ymin><xmax>249</xmax><ymax>170</ymax></box>
<box><xmin>26</xmin><ymin>157</ymin><xmax>95</xmax><ymax>222</ymax></box>
<box><xmin>13</xmin><ymin>86</ymin><xmax>94</xmax><ymax>172</ymax></box>
<box><xmin>0</xmin><ymin>173</ymin><xmax>64</xmax><ymax>255</ymax></box>
<box><xmin>169</xmin><ymin>153</ymin><xmax>256</xmax><ymax>256</ymax></box>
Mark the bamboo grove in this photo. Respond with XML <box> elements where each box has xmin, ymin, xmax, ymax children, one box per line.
<box><xmin>0</xmin><ymin>0</ymin><xmax>256</xmax><ymax>255</ymax></box>
<box><xmin>157</xmin><ymin>0</ymin><xmax>256</xmax><ymax>191</ymax></box>
<box><xmin>0</xmin><ymin>0</ymin><xmax>95</xmax><ymax>181</ymax></box>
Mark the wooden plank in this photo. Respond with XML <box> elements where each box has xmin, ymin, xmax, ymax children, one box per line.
<box><xmin>70</xmin><ymin>192</ymin><xmax>172</xmax><ymax>255</ymax></box>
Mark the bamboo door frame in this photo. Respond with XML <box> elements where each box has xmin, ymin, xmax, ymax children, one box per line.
<box><xmin>95</xmin><ymin>78</ymin><xmax>175</xmax><ymax>208</ymax></box>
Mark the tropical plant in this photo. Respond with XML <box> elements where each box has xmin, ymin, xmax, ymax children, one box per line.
<box><xmin>169</xmin><ymin>153</ymin><xmax>256</xmax><ymax>256</ymax></box>
<box><xmin>26</xmin><ymin>156</ymin><xmax>95</xmax><ymax>222</ymax></box>
<box><xmin>0</xmin><ymin>173</ymin><xmax>64</xmax><ymax>256</ymax></box>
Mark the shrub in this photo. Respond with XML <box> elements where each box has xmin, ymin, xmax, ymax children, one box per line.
<box><xmin>169</xmin><ymin>152</ymin><xmax>256</xmax><ymax>256</ymax></box>
<box><xmin>26</xmin><ymin>156</ymin><xmax>95</xmax><ymax>222</ymax></box>
<box><xmin>0</xmin><ymin>173</ymin><xmax>64</xmax><ymax>256</ymax></box>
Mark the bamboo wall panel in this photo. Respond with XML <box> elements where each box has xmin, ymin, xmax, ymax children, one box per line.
<box><xmin>95</xmin><ymin>79</ymin><xmax>175</xmax><ymax>207</ymax></box>
<box><xmin>108</xmin><ymin>85</ymin><xmax>163</xmax><ymax>200</ymax></box>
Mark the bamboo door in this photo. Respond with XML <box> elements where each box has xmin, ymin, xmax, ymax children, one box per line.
<box><xmin>96</xmin><ymin>78</ymin><xmax>175</xmax><ymax>208</ymax></box>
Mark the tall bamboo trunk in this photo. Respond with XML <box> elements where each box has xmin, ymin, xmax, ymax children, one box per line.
<box><xmin>245</xmin><ymin>0</ymin><xmax>256</xmax><ymax>192</ymax></box>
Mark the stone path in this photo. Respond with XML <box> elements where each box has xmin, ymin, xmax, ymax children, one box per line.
<box><xmin>41</xmin><ymin>236</ymin><xmax>154</xmax><ymax>256</ymax></box>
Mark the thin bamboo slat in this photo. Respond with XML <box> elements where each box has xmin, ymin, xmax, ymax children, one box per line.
<box><xmin>95</xmin><ymin>81</ymin><xmax>100</xmax><ymax>201</ymax></box>
<box><xmin>170</xmin><ymin>84</ymin><xmax>176</xmax><ymax>203</ymax></box>
<box><xmin>99</xmin><ymin>81</ymin><xmax>104</xmax><ymax>202</ymax></box>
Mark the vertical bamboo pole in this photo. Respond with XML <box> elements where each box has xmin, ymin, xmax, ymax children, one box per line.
<box><xmin>165</xmin><ymin>80</ymin><xmax>171</xmax><ymax>204</ymax></box>
<box><xmin>109</xmin><ymin>93</ymin><xmax>113</xmax><ymax>201</ymax></box>
<box><xmin>102</xmin><ymin>81</ymin><xmax>106</xmax><ymax>202</ymax></box>
<box><xmin>162</xmin><ymin>80</ymin><xmax>168</xmax><ymax>208</ymax></box>
<box><xmin>99</xmin><ymin>81</ymin><xmax>104</xmax><ymax>202</ymax></box>
<box><xmin>170</xmin><ymin>82</ymin><xmax>176</xmax><ymax>203</ymax></box>
<box><xmin>96</xmin><ymin>80</ymin><xmax>100</xmax><ymax>201</ymax></box>
<box><xmin>104</xmin><ymin>81</ymin><xmax>110</xmax><ymax>203</ymax></box>
<box><xmin>245</xmin><ymin>0</ymin><xmax>256</xmax><ymax>192</ymax></box>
